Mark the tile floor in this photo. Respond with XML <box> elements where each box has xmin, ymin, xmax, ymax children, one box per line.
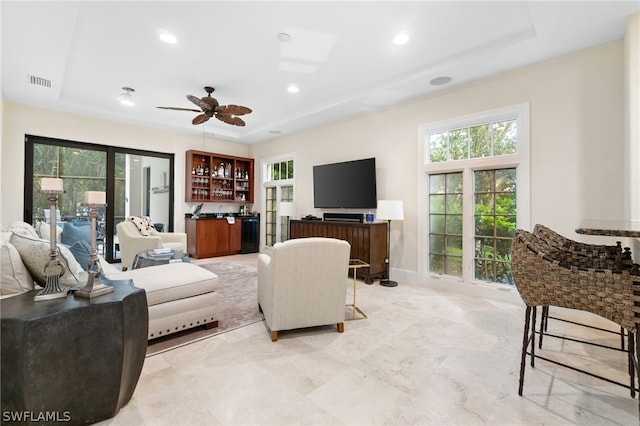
<box><xmin>98</xmin><ymin>254</ymin><xmax>639</xmax><ymax>425</ymax></box>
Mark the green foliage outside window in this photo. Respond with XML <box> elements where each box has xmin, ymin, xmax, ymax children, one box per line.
<box><xmin>32</xmin><ymin>145</ymin><xmax>107</xmax><ymax>223</ymax></box>
<box><xmin>429</xmin><ymin>119</ymin><xmax>517</xmax><ymax>163</ymax></box>
<box><xmin>473</xmin><ymin>168</ymin><xmax>516</xmax><ymax>284</ymax></box>
<box><xmin>268</xmin><ymin>160</ymin><xmax>294</xmax><ymax>181</ymax></box>
<box><xmin>429</xmin><ymin>172</ymin><xmax>463</xmax><ymax>277</ymax></box>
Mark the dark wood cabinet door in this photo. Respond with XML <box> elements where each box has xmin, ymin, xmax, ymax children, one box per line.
<box><xmin>230</xmin><ymin>221</ymin><xmax>242</xmax><ymax>252</ymax></box>
<box><xmin>186</xmin><ymin>218</ymin><xmax>243</xmax><ymax>258</ymax></box>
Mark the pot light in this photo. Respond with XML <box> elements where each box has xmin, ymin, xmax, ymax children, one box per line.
<box><xmin>287</xmin><ymin>84</ymin><xmax>299</xmax><ymax>94</ymax></box>
<box><xmin>158</xmin><ymin>30</ymin><xmax>177</xmax><ymax>44</ymax></box>
<box><xmin>277</xmin><ymin>32</ymin><xmax>291</xmax><ymax>42</ymax></box>
<box><xmin>393</xmin><ymin>31</ymin><xmax>409</xmax><ymax>45</ymax></box>
<box><xmin>119</xmin><ymin>87</ymin><xmax>135</xmax><ymax>106</ymax></box>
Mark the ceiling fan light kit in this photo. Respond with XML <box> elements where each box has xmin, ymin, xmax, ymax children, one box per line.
<box><xmin>157</xmin><ymin>86</ymin><xmax>252</xmax><ymax>127</ymax></box>
<box><xmin>120</xmin><ymin>87</ymin><xmax>135</xmax><ymax>106</ymax></box>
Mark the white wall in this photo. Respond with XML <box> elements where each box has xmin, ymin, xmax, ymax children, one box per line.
<box><xmin>0</xmin><ymin>102</ymin><xmax>250</xmax><ymax>232</ymax></box>
<box><xmin>250</xmin><ymin>40</ymin><xmax>628</xmax><ymax>274</ymax></box>
<box><xmin>625</xmin><ymin>12</ymin><xmax>640</xmax><ymax>256</ymax></box>
<box><xmin>0</xmin><ymin>94</ymin><xmax>4</xmax><ymax>229</ymax></box>
<box><xmin>1</xmin><ymin>40</ymin><xmax>631</xmax><ymax>277</ymax></box>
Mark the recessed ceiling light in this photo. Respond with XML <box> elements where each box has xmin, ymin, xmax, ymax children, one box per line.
<box><xmin>157</xmin><ymin>30</ymin><xmax>177</xmax><ymax>44</ymax></box>
<box><xmin>393</xmin><ymin>31</ymin><xmax>409</xmax><ymax>45</ymax></box>
<box><xmin>430</xmin><ymin>76</ymin><xmax>452</xmax><ymax>86</ymax></box>
<box><xmin>277</xmin><ymin>32</ymin><xmax>291</xmax><ymax>42</ymax></box>
<box><xmin>287</xmin><ymin>84</ymin><xmax>299</xmax><ymax>94</ymax></box>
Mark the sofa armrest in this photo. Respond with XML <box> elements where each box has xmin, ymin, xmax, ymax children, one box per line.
<box><xmin>158</xmin><ymin>232</ymin><xmax>187</xmax><ymax>247</ymax></box>
<box><xmin>120</xmin><ymin>235</ymin><xmax>163</xmax><ymax>270</ymax></box>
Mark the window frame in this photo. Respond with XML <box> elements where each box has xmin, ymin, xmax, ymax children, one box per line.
<box><xmin>418</xmin><ymin>103</ymin><xmax>530</xmax><ymax>286</ymax></box>
<box><xmin>261</xmin><ymin>153</ymin><xmax>296</xmax><ymax>247</ymax></box>
<box><xmin>24</xmin><ymin>134</ymin><xmax>175</xmax><ymax>264</ymax></box>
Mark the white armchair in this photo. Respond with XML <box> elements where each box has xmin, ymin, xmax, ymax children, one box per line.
<box><xmin>116</xmin><ymin>219</ymin><xmax>187</xmax><ymax>270</ymax></box>
<box><xmin>258</xmin><ymin>237</ymin><xmax>351</xmax><ymax>342</ymax></box>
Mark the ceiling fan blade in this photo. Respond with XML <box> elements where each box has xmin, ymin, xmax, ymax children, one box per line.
<box><xmin>216</xmin><ymin>114</ymin><xmax>246</xmax><ymax>126</ymax></box>
<box><xmin>217</xmin><ymin>105</ymin><xmax>252</xmax><ymax>115</ymax></box>
<box><xmin>186</xmin><ymin>95</ymin><xmax>212</xmax><ymax>111</ymax></box>
<box><xmin>192</xmin><ymin>113</ymin><xmax>210</xmax><ymax>125</ymax></box>
<box><xmin>157</xmin><ymin>106</ymin><xmax>201</xmax><ymax>112</ymax></box>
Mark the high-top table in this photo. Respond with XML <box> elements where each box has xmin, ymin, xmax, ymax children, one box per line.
<box><xmin>576</xmin><ymin>219</ymin><xmax>640</xmax><ymax>270</ymax></box>
<box><xmin>1</xmin><ymin>279</ymin><xmax>148</xmax><ymax>426</ymax></box>
<box><xmin>575</xmin><ymin>219</ymin><xmax>640</xmax><ymax>238</ymax></box>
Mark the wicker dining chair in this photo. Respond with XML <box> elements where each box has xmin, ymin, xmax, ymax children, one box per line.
<box><xmin>532</xmin><ymin>224</ymin><xmax>628</xmax><ymax>349</ymax></box>
<box><xmin>510</xmin><ymin>229</ymin><xmax>640</xmax><ymax>401</ymax></box>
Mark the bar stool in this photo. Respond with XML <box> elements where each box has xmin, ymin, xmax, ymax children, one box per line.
<box><xmin>510</xmin><ymin>229</ymin><xmax>640</xmax><ymax>406</ymax></box>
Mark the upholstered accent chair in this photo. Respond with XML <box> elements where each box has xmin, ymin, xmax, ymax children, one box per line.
<box><xmin>116</xmin><ymin>217</ymin><xmax>187</xmax><ymax>270</ymax></box>
<box><xmin>257</xmin><ymin>237</ymin><xmax>351</xmax><ymax>342</ymax></box>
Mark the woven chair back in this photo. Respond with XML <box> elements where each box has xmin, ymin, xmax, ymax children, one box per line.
<box><xmin>511</xmin><ymin>229</ymin><xmax>640</xmax><ymax>332</ymax></box>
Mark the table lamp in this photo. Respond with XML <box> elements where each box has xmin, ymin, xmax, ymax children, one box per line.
<box><xmin>35</xmin><ymin>178</ymin><xmax>69</xmax><ymax>301</ymax></box>
<box><xmin>376</xmin><ymin>200</ymin><xmax>404</xmax><ymax>287</ymax></box>
<box><xmin>75</xmin><ymin>191</ymin><xmax>114</xmax><ymax>298</ymax></box>
<box><xmin>280</xmin><ymin>201</ymin><xmax>295</xmax><ymax>241</ymax></box>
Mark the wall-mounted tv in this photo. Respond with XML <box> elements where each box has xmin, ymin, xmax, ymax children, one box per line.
<box><xmin>313</xmin><ymin>157</ymin><xmax>377</xmax><ymax>209</ymax></box>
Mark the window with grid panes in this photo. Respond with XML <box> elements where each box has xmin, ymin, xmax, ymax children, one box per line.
<box><xmin>474</xmin><ymin>168</ymin><xmax>516</xmax><ymax>284</ymax></box>
<box><xmin>422</xmin><ymin>104</ymin><xmax>529</xmax><ymax>285</ymax></box>
<box><xmin>429</xmin><ymin>173</ymin><xmax>463</xmax><ymax>276</ymax></box>
<box><xmin>263</xmin><ymin>156</ymin><xmax>295</xmax><ymax>246</ymax></box>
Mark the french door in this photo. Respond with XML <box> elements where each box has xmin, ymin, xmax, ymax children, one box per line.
<box><xmin>24</xmin><ymin>135</ymin><xmax>174</xmax><ymax>263</ymax></box>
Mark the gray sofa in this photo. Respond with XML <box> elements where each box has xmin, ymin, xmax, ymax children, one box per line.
<box><xmin>1</xmin><ymin>222</ymin><xmax>220</xmax><ymax>340</ymax></box>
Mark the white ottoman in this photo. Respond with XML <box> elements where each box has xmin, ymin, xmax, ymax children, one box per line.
<box><xmin>101</xmin><ymin>260</ymin><xmax>219</xmax><ymax>339</ymax></box>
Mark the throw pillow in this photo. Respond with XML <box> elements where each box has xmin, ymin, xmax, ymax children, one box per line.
<box><xmin>9</xmin><ymin>233</ymin><xmax>87</xmax><ymax>287</ymax></box>
<box><xmin>68</xmin><ymin>240</ymin><xmax>92</xmax><ymax>269</ymax></box>
<box><xmin>35</xmin><ymin>220</ymin><xmax>63</xmax><ymax>242</ymax></box>
<box><xmin>127</xmin><ymin>216</ymin><xmax>156</xmax><ymax>236</ymax></box>
<box><xmin>7</xmin><ymin>221</ymin><xmax>39</xmax><ymax>239</ymax></box>
<box><xmin>1</xmin><ymin>240</ymin><xmax>35</xmax><ymax>296</ymax></box>
<box><xmin>62</xmin><ymin>222</ymin><xmax>92</xmax><ymax>246</ymax></box>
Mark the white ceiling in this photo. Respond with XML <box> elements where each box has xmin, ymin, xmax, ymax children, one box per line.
<box><xmin>2</xmin><ymin>1</ymin><xmax>638</xmax><ymax>144</ymax></box>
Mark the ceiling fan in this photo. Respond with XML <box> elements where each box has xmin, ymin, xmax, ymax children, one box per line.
<box><xmin>157</xmin><ymin>86</ymin><xmax>252</xmax><ymax>126</ymax></box>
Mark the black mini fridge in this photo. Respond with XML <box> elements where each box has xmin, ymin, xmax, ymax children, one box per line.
<box><xmin>240</xmin><ymin>215</ymin><xmax>259</xmax><ymax>254</ymax></box>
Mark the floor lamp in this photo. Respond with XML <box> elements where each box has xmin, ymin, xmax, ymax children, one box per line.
<box><xmin>279</xmin><ymin>201</ymin><xmax>295</xmax><ymax>241</ymax></box>
<box><xmin>376</xmin><ymin>200</ymin><xmax>404</xmax><ymax>287</ymax></box>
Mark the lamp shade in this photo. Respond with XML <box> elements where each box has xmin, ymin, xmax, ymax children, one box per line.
<box><xmin>376</xmin><ymin>200</ymin><xmax>404</xmax><ymax>221</ymax></box>
<box><xmin>84</xmin><ymin>191</ymin><xmax>106</xmax><ymax>205</ymax></box>
<box><xmin>41</xmin><ymin>178</ymin><xmax>64</xmax><ymax>194</ymax></box>
<box><xmin>279</xmin><ymin>202</ymin><xmax>295</xmax><ymax>217</ymax></box>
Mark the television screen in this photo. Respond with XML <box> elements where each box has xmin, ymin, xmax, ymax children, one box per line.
<box><xmin>313</xmin><ymin>158</ymin><xmax>377</xmax><ymax>209</ymax></box>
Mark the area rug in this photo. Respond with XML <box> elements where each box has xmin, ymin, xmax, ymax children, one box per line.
<box><xmin>146</xmin><ymin>260</ymin><xmax>264</xmax><ymax>356</ymax></box>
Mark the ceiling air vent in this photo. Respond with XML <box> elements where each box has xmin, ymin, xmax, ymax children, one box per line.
<box><xmin>28</xmin><ymin>74</ymin><xmax>52</xmax><ymax>88</ymax></box>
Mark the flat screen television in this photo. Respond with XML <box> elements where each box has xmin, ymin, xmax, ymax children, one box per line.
<box><xmin>313</xmin><ymin>158</ymin><xmax>377</xmax><ymax>209</ymax></box>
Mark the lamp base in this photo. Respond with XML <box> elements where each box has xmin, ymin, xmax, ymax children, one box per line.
<box><xmin>75</xmin><ymin>272</ymin><xmax>114</xmax><ymax>299</ymax></box>
<box><xmin>74</xmin><ymin>284</ymin><xmax>114</xmax><ymax>299</ymax></box>
<box><xmin>34</xmin><ymin>287</ymin><xmax>69</xmax><ymax>301</ymax></box>
<box><xmin>380</xmin><ymin>279</ymin><xmax>398</xmax><ymax>287</ymax></box>
<box><xmin>34</xmin><ymin>268</ymin><xmax>69</xmax><ymax>301</ymax></box>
